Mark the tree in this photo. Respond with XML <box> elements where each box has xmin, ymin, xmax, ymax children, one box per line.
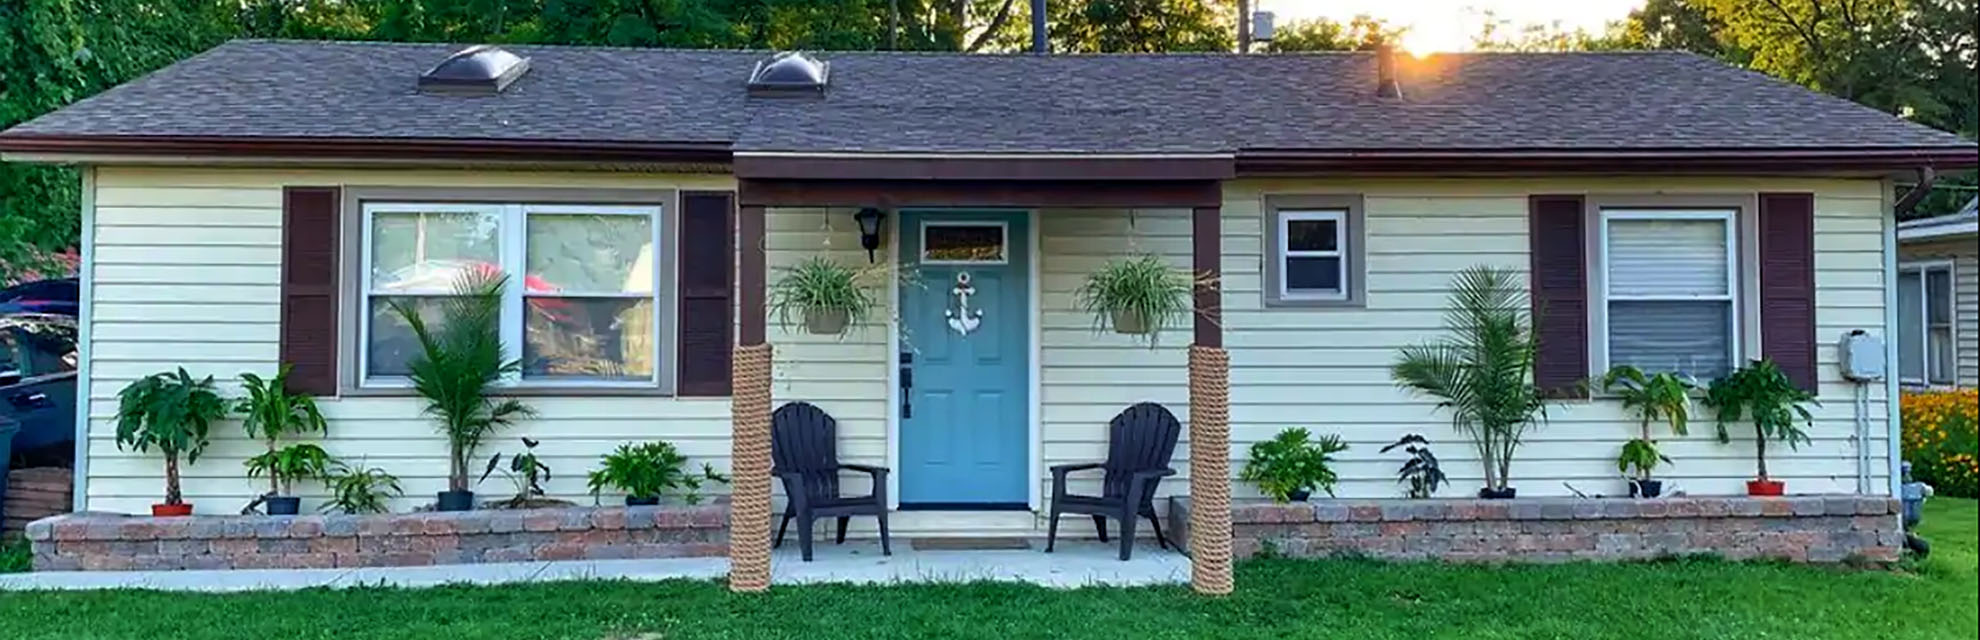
<box><xmin>1264</xmin><ymin>15</ymin><xmax>1400</xmax><ymax>53</ymax></box>
<box><xmin>1044</xmin><ymin>0</ymin><xmax>1233</xmax><ymax>53</ymax></box>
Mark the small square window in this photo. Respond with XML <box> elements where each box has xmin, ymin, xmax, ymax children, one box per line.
<box><xmin>1263</xmin><ymin>196</ymin><xmax>1364</xmax><ymax>308</ymax></box>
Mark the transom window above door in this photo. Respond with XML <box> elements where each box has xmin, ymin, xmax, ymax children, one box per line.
<box><xmin>921</xmin><ymin>222</ymin><xmax>1008</xmax><ymax>264</ymax></box>
<box><xmin>1597</xmin><ymin>209</ymin><xmax>1740</xmax><ymax>381</ymax></box>
<box><xmin>359</xmin><ymin>201</ymin><xmax>669</xmax><ymax>390</ymax></box>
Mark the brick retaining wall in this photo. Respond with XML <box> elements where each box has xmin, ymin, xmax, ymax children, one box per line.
<box><xmin>24</xmin><ymin>504</ymin><xmax>728</xmax><ymax>571</ymax></box>
<box><xmin>1169</xmin><ymin>495</ymin><xmax>1902</xmax><ymax>564</ymax></box>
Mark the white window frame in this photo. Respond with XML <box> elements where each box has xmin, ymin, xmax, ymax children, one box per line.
<box><xmin>357</xmin><ymin>201</ymin><xmax>666</xmax><ymax>390</ymax></box>
<box><xmin>919</xmin><ymin>220</ymin><xmax>1009</xmax><ymax>265</ymax></box>
<box><xmin>1277</xmin><ymin>209</ymin><xmax>1349</xmax><ymax>302</ymax></box>
<box><xmin>1596</xmin><ymin>208</ymin><xmax>1742</xmax><ymax>379</ymax></box>
<box><xmin>1897</xmin><ymin>260</ymin><xmax>1958</xmax><ymax>386</ymax></box>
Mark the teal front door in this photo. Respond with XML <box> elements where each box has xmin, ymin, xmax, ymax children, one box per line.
<box><xmin>898</xmin><ymin>210</ymin><xmax>1030</xmax><ymax>508</ymax></box>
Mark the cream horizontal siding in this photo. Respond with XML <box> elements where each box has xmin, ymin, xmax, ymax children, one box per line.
<box><xmin>1040</xmin><ymin>177</ymin><xmax>1893</xmax><ymax>503</ymax></box>
<box><xmin>82</xmin><ymin>166</ymin><xmax>776</xmax><ymax>515</ymax></box>
<box><xmin>83</xmin><ymin>166</ymin><xmax>1896</xmax><ymax>518</ymax></box>
<box><xmin>1897</xmin><ymin>236</ymin><xmax>1979</xmax><ymax>386</ymax></box>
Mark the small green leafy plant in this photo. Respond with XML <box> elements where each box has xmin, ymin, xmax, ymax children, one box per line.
<box><xmin>1240</xmin><ymin>428</ymin><xmax>1348</xmax><ymax>502</ymax></box>
<box><xmin>392</xmin><ymin>272</ymin><xmax>534</xmax><ymax>496</ymax></box>
<box><xmin>1600</xmin><ymin>365</ymin><xmax>1696</xmax><ymax>483</ymax></box>
<box><xmin>115</xmin><ymin>368</ymin><xmax>229</xmax><ymax>507</ymax></box>
<box><xmin>1703</xmin><ymin>359</ymin><xmax>1817</xmax><ymax>483</ymax></box>
<box><xmin>769</xmin><ymin>257</ymin><xmax>878</xmax><ymax>335</ymax></box>
<box><xmin>482</xmin><ymin>437</ymin><xmax>552</xmax><ymax>507</ymax></box>
<box><xmin>1380</xmin><ymin>434</ymin><xmax>1448</xmax><ymax>499</ymax></box>
<box><xmin>1074</xmin><ymin>254</ymin><xmax>1194</xmax><ymax>346</ymax></box>
<box><xmin>236</xmin><ymin>365</ymin><xmax>333</xmax><ymax>497</ymax></box>
<box><xmin>586</xmin><ymin>441</ymin><xmax>731</xmax><ymax>504</ymax></box>
<box><xmin>321</xmin><ymin>463</ymin><xmax>403</xmax><ymax>514</ymax></box>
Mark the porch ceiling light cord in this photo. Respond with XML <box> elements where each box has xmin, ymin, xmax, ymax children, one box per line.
<box><xmin>729</xmin><ymin>343</ymin><xmax>775</xmax><ymax>592</ymax></box>
<box><xmin>1188</xmin><ymin>345</ymin><xmax>1234</xmax><ymax>595</ymax></box>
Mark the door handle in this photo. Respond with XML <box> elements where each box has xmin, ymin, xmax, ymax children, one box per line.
<box><xmin>899</xmin><ymin>353</ymin><xmax>913</xmax><ymax>419</ymax></box>
<box><xmin>10</xmin><ymin>392</ymin><xmax>49</xmax><ymax>409</ymax></box>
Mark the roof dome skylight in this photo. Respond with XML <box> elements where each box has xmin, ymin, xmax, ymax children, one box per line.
<box><xmin>748</xmin><ymin>52</ymin><xmax>829</xmax><ymax>96</ymax></box>
<box><xmin>419</xmin><ymin>45</ymin><xmax>532</xmax><ymax>96</ymax></box>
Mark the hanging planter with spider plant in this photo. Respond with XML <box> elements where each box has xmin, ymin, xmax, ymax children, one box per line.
<box><xmin>1075</xmin><ymin>254</ymin><xmax>1193</xmax><ymax>346</ymax></box>
<box><xmin>771</xmin><ymin>257</ymin><xmax>878</xmax><ymax>336</ymax></box>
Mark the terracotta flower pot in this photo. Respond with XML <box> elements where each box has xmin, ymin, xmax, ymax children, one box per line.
<box><xmin>151</xmin><ymin>503</ymin><xmax>193</xmax><ymax>517</ymax></box>
<box><xmin>1110</xmin><ymin>309</ymin><xmax>1150</xmax><ymax>335</ymax></box>
<box><xmin>1746</xmin><ymin>479</ymin><xmax>1785</xmax><ymax>496</ymax></box>
<box><xmin>805</xmin><ymin>308</ymin><xmax>849</xmax><ymax>335</ymax></box>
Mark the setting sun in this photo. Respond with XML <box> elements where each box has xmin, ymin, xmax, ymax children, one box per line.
<box><xmin>1262</xmin><ymin>0</ymin><xmax>1643</xmax><ymax>53</ymax></box>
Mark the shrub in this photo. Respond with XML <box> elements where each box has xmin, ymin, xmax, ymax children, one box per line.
<box><xmin>1240</xmin><ymin>428</ymin><xmax>1348</xmax><ymax>502</ymax></box>
<box><xmin>1901</xmin><ymin>388</ymin><xmax>1978</xmax><ymax>498</ymax></box>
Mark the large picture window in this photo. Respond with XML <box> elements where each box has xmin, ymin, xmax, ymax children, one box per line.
<box><xmin>1598</xmin><ymin>209</ymin><xmax>1740</xmax><ymax>381</ymax></box>
<box><xmin>1897</xmin><ymin>261</ymin><xmax>1956</xmax><ymax>385</ymax></box>
<box><xmin>359</xmin><ymin>201</ymin><xmax>666</xmax><ymax>389</ymax></box>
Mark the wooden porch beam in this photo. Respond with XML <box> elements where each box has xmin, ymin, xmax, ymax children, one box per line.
<box><xmin>737</xmin><ymin>178</ymin><xmax>1222</xmax><ymax>209</ymax></box>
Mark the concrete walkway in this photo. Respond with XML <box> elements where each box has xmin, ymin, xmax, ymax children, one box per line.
<box><xmin>0</xmin><ymin>539</ymin><xmax>1188</xmax><ymax>592</ymax></box>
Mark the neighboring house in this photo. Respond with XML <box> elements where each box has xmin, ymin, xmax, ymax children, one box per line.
<box><xmin>1896</xmin><ymin>198</ymin><xmax>1978</xmax><ymax>387</ymax></box>
<box><xmin>0</xmin><ymin>41</ymin><xmax>1973</xmax><ymax>538</ymax></box>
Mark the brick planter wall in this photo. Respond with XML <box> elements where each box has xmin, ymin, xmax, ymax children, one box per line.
<box><xmin>1169</xmin><ymin>495</ymin><xmax>1902</xmax><ymax>564</ymax></box>
<box><xmin>24</xmin><ymin>504</ymin><xmax>728</xmax><ymax>572</ymax></box>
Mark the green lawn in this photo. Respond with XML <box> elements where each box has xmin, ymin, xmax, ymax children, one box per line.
<box><xmin>2</xmin><ymin>500</ymin><xmax>1975</xmax><ymax>640</ymax></box>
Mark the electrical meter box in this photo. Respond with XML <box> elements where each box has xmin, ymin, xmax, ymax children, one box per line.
<box><xmin>1839</xmin><ymin>330</ymin><xmax>1885</xmax><ymax>382</ymax></box>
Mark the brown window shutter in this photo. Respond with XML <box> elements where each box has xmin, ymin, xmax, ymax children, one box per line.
<box><xmin>1529</xmin><ymin>195</ymin><xmax>1588</xmax><ymax>398</ymax></box>
<box><xmin>1759</xmin><ymin>192</ymin><xmax>1818</xmax><ymax>393</ymax></box>
<box><xmin>677</xmin><ymin>191</ymin><xmax>735</xmax><ymax>396</ymax></box>
<box><xmin>279</xmin><ymin>187</ymin><xmax>341</xmax><ymax>396</ymax></box>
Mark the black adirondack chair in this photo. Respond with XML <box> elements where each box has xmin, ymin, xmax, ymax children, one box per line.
<box><xmin>1045</xmin><ymin>402</ymin><xmax>1181</xmax><ymax>561</ymax></box>
<box><xmin>771</xmin><ymin>401</ymin><xmax>892</xmax><ymax>561</ymax></box>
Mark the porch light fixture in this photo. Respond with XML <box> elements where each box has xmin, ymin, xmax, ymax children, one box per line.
<box><xmin>854</xmin><ymin>208</ymin><xmax>886</xmax><ymax>262</ymax></box>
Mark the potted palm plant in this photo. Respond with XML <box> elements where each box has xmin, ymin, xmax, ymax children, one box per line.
<box><xmin>237</xmin><ymin>366</ymin><xmax>333</xmax><ymax>514</ymax></box>
<box><xmin>115</xmin><ymin>368</ymin><xmax>228</xmax><ymax>516</ymax></box>
<box><xmin>770</xmin><ymin>257</ymin><xmax>877</xmax><ymax>335</ymax></box>
<box><xmin>1600</xmin><ymin>365</ymin><xmax>1696</xmax><ymax>498</ymax></box>
<box><xmin>1704</xmin><ymin>359</ymin><xmax>1816</xmax><ymax>496</ymax></box>
<box><xmin>1239</xmin><ymin>428</ymin><xmax>1348</xmax><ymax>502</ymax></box>
<box><xmin>1075</xmin><ymin>254</ymin><xmax>1193</xmax><ymax>345</ymax></box>
<box><xmin>1392</xmin><ymin>266</ymin><xmax>1551</xmax><ymax>499</ymax></box>
<box><xmin>586</xmin><ymin>440</ymin><xmax>730</xmax><ymax>506</ymax></box>
<box><xmin>391</xmin><ymin>272</ymin><xmax>534</xmax><ymax>511</ymax></box>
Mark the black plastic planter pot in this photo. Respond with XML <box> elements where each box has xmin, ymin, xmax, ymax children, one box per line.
<box><xmin>265</xmin><ymin>496</ymin><xmax>302</xmax><ymax>515</ymax></box>
<box><xmin>625</xmin><ymin>496</ymin><xmax>661</xmax><ymax>506</ymax></box>
<box><xmin>1631</xmin><ymin>479</ymin><xmax>1664</xmax><ymax>499</ymax></box>
<box><xmin>1285</xmin><ymin>489</ymin><xmax>1313</xmax><ymax>502</ymax></box>
<box><xmin>1477</xmin><ymin>487</ymin><xmax>1518</xmax><ymax>499</ymax></box>
<box><xmin>436</xmin><ymin>490</ymin><xmax>476</xmax><ymax>512</ymax></box>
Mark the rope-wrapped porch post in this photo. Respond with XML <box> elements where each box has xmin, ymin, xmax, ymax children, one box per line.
<box><xmin>1188</xmin><ymin>203</ymin><xmax>1233</xmax><ymax>595</ymax></box>
<box><xmin>729</xmin><ymin>203</ymin><xmax>773</xmax><ymax>592</ymax></box>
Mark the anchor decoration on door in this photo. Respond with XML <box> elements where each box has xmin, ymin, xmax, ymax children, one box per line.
<box><xmin>945</xmin><ymin>272</ymin><xmax>984</xmax><ymax>336</ymax></box>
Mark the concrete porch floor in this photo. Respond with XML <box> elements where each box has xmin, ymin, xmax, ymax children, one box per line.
<box><xmin>0</xmin><ymin>539</ymin><xmax>1189</xmax><ymax>593</ymax></box>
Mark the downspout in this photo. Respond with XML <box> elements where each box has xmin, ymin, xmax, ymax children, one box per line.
<box><xmin>1893</xmin><ymin>166</ymin><xmax>1937</xmax><ymax>216</ymax></box>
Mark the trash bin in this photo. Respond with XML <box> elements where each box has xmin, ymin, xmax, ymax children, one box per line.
<box><xmin>0</xmin><ymin>416</ymin><xmax>19</xmax><ymax>528</ymax></box>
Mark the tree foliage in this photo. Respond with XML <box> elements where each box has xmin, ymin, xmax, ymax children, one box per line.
<box><xmin>1264</xmin><ymin>15</ymin><xmax>1400</xmax><ymax>53</ymax></box>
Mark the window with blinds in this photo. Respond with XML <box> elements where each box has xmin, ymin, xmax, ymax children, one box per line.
<box><xmin>1897</xmin><ymin>262</ymin><xmax>1956</xmax><ymax>385</ymax></box>
<box><xmin>1600</xmin><ymin>210</ymin><xmax>1739</xmax><ymax>381</ymax></box>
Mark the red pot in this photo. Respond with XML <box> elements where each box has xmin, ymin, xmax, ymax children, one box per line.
<box><xmin>151</xmin><ymin>503</ymin><xmax>193</xmax><ymax>517</ymax></box>
<box><xmin>1746</xmin><ymin>479</ymin><xmax>1785</xmax><ymax>497</ymax></box>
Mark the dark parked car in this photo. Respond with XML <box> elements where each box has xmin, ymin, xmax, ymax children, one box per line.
<box><xmin>1</xmin><ymin>312</ymin><xmax>77</xmax><ymax>468</ymax></box>
<box><xmin>0</xmin><ymin>277</ymin><xmax>78</xmax><ymax>317</ymax></box>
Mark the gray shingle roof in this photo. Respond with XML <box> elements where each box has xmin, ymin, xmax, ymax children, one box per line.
<box><xmin>5</xmin><ymin>39</ymin><xmax>1973</xmax><ymax>154</ymax></box>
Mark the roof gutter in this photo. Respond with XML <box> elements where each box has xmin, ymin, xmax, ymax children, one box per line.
<box><xmin>1236</xmin><ymin>147</ymin><xmax>1980</xmax><ymax>175</ymax></box>
<box><xmin>0</xmin><ymin>134</ymin><xmax>733</xmax><ymax>165</ymax></box>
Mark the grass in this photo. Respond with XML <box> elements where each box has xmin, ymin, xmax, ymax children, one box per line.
<box><xmin>1</xmin><ymin>499</ymin><xmax>1974</xmax><ymax>640</ymax></box>
<box><xmin>1</xmin><ymin>538</ymin><xmax>28</xmax><ymax>574</ymax></box>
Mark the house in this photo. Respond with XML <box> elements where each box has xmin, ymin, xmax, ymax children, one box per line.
<box><xmin>1896</xmin><ymin>198</ymin><xmax>1977</xmax><ymax>387</ymax></box>
<box><xmin>2</xmin><ymin>40</ymin><xmax>1974</xmax><ymax>587</ymax></box>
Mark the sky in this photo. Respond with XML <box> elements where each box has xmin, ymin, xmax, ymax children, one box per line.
<box><xmin>1255</xmin><ymin>0</ymin><xmax>1647</xmax><ymax>53</ymax></box>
